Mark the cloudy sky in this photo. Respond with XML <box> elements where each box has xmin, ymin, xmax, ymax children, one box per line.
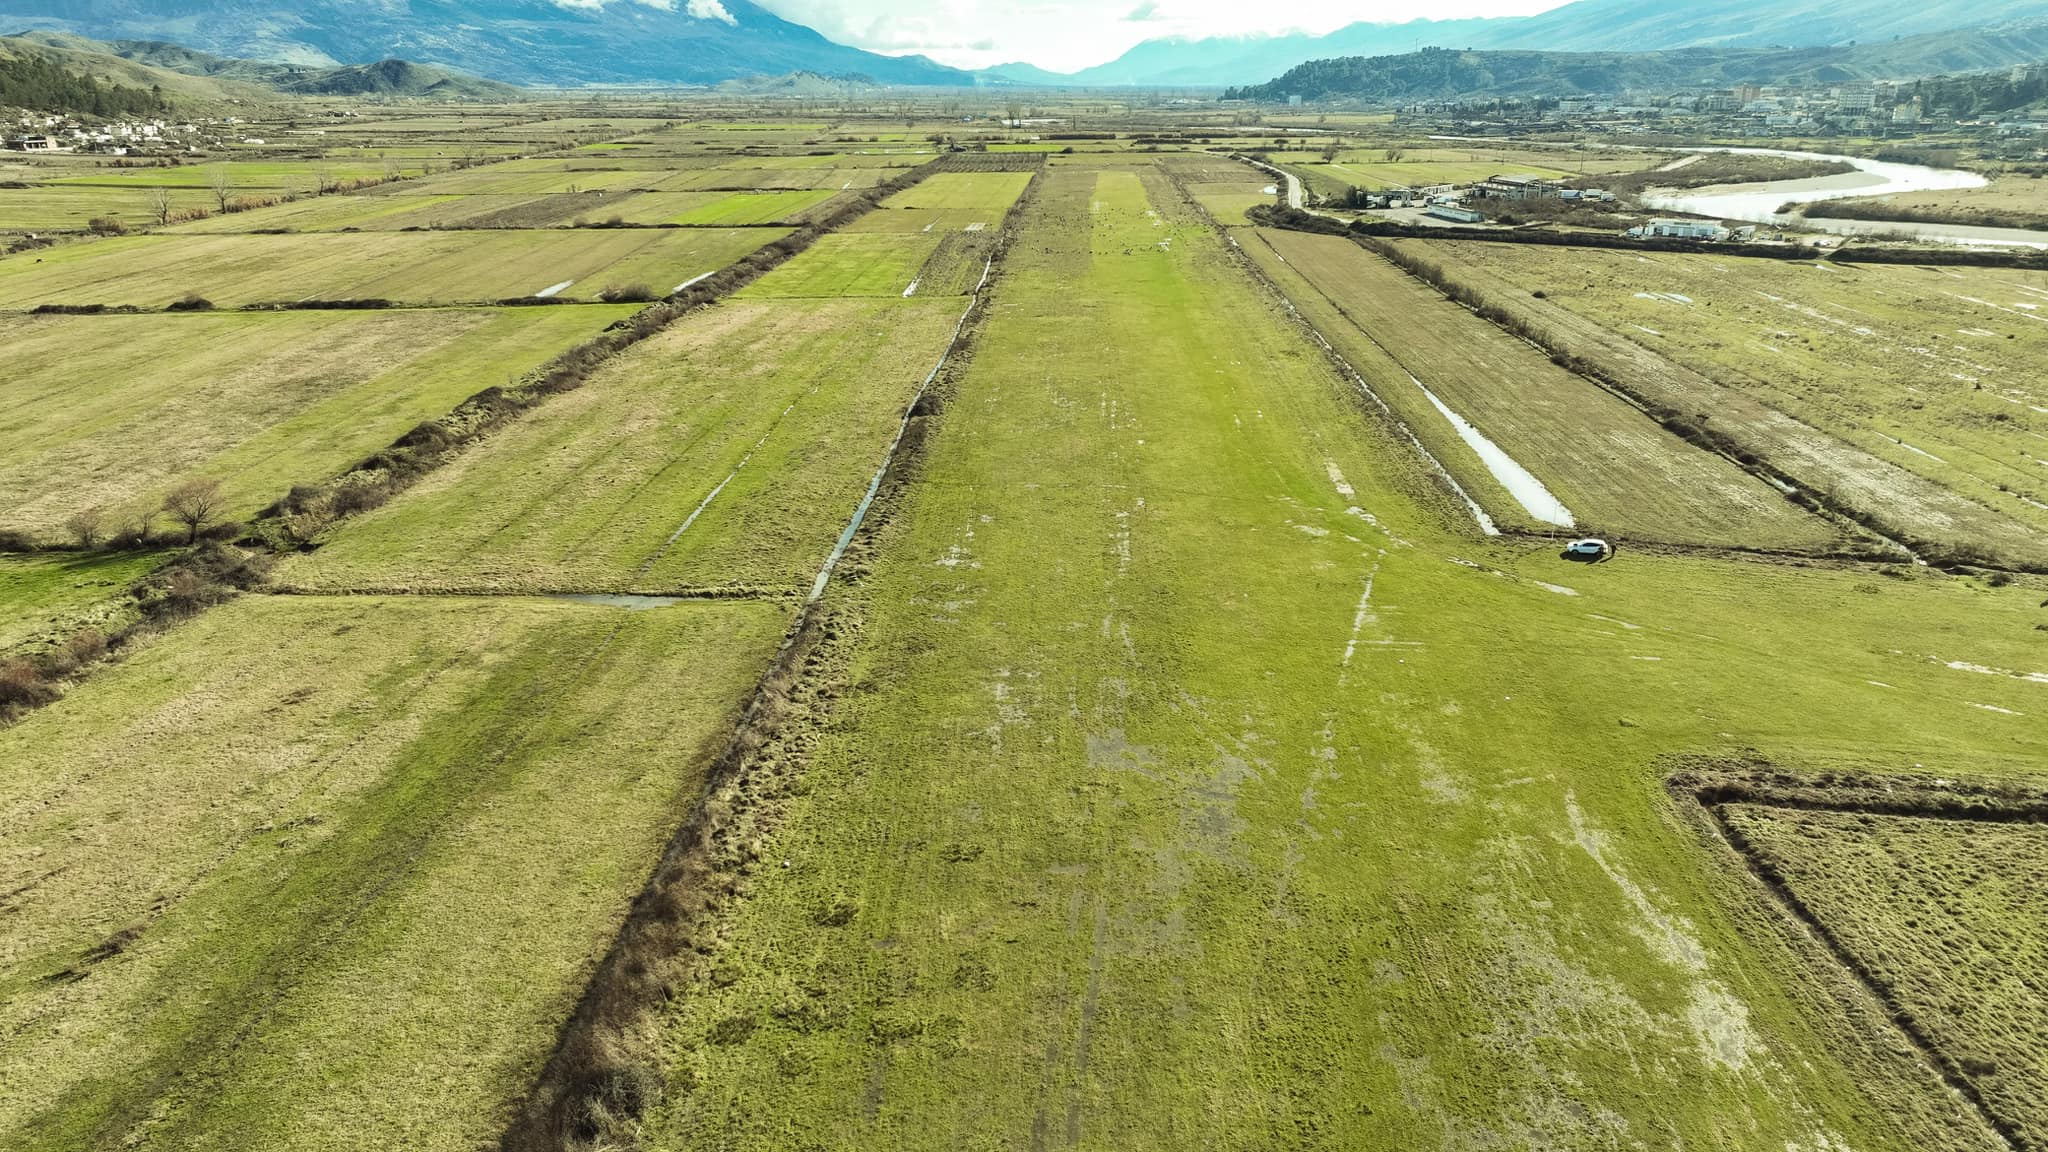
<box><xmin>751</xmin><ymin>0</ymin><xmax>1573</xmax><ymax>71</ymax></box>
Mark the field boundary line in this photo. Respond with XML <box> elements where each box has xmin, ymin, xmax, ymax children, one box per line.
<box><xmin>259</xmin><ymin>585</ymin><xmax>798</xmax><ymax>604</ymax></box>
<box><xmin>1218</xmin><ymin>222</ymin><xmax>1502</xmax><ymax>537</ymax></box>
<box><xmin>1669</xmin><ymin>764</ymin><xmax>2046</xmax><ymax>1152</ymax></box>
<box><xmin>808</xmin><ymin>254</ymin><xmax>994</xmax><ymax>604</ymax></box>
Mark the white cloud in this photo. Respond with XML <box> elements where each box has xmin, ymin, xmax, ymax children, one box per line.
<box><xmin>753</xmin><ymin>0</ymin><xmax>1573</xmax><ymax>71</ymax></box>
<box><xmin>551</xmin><ymin>0</ymin><xmax>737</xmax><ymax>17</ymax></box>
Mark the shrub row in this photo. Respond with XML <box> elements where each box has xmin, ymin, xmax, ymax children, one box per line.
<box><xmin>0</xmin><ymin>542</ymin><xmax>270</xmax><ymax>725</ymax></box>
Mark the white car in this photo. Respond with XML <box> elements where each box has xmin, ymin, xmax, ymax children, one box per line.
<box><xmin>1562</xmin><ymin>538</ymin><xmax>1613</xmax><ymax>563</ymax></box>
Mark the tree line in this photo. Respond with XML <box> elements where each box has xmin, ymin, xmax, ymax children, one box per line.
<box><xmin>0</xmin><ymin>54</ymin><xmax>167</xmax><ymax>119</ymax></box>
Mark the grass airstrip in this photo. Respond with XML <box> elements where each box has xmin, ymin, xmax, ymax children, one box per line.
<box><xmin>2</xmin><ymin>102</ymin><xmax>2046</xmax><ymax>1152</ymax></box>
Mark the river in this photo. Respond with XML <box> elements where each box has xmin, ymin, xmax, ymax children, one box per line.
<box><xmin>1642</xmin><ymin>147</ymin><xmax>2048</xmax><ymax>250</ymax></box>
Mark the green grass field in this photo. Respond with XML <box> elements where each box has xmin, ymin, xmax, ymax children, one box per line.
<box><xmin>277</xmin><ymin>296</ymin><xmax>971</xmax><ymax>594</ymax></box>
<box><xmin>5</xmin><ymin>115</ymin><xmax>2046</xmax><ymax>1152</ymax></box>
<box><xmin>656</xmin><ymin>189</ymin><xmax>841</xmax><ymax>225</ymax></box>
<box><xmin>738</xmin><ymin>233</ymin><xmax>944</xmax><ymax>298</ymax></box>
<box><xmin>631</xmin><ymin>159</ymin><xmax>2048</xmax><ymax>1152</ymax></box>
<box><xmin>881</xmin><ymin>172</ymin><xmax>1034</xmax><ymax>214</ymax></box>
<box><xmin>662</xmin><ymin>166</ymin><xmax>898</xmax><ymax>192</ymax></box>
<box><xmin>45</xmin><ymin>160</ymin><xmax>419</xmax><ymax>191</ymax></box>
<box><xmin>0</xmin><ymin>594</ymin><xmax>790</xmax><ymax>1152</ymax></box>
<box><xmin>0</xmin><ymin>184</ymin><xmax>218</xmax><ymax>232</ymax></box>
<box><xmin>0</xmin><ymin>228</ymin><xmax>784</xmax><ymax>307</ymax></box>
<box><xmin>0</xmin><ymin>307</ymin><xmax>630</xmax><ymax>541</ymax></box>
<box><xmin>0</xmin><ymin>551</ymin><xmax>163</xmax><ymax>654</ymax></box>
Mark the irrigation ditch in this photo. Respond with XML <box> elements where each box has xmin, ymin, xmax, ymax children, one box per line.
<box><xmin>497</xmin><ymin>159</ymin><xmax>1045</xmax><ymax>1152</ymax></box>
<box><xmin>1667</xmin><ymin>761</ymin><xmax>2048</xmax><ymax>1152</ymax></box>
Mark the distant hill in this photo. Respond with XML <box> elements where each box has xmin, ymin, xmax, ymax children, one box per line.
<box><xmin>1224</xmin><ymin>25</ymin><xmax>2048</xmax><ymax>104</ymax></box>
<box><xmin>14</xmin><ymin>33</ymin><xmax>522</xmax><ymax>98</ymax></box>
<box><xmin>0</xmin><ymin>0</ymin><xmax>979</xmax><ymax>88</ymax></box>
<box><xmin>1006</xmin><ymin>0</ymin><xmax>2048</xmax><ymax>87</ymax></box>
<box><xmin>0</xmin><ymin>33</ymin><xmax>275</xmax><ymax>108</ymax></box>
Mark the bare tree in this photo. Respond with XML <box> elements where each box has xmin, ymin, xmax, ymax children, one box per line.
<box><xmin>147</xmin><ymin>186</ymin><xmax>174</xmax><ymax>227</ymax></box>
<box><xmin>163</xmin><ymin>478</ymin><xmax>223</xmax><ymax>544</ymax></box>
<box><xmin>64</xmin><ymin>506</ymin><xmax>104</xmax><ymax>549</ymax></box>
<box><xmin>208</xmin><ymin>165</ymin><xmax>234</xmax><ymax>212</ymax></box>
<box><xmin>1384</xmin><ymin>147</ymin><xmax>1405</xmax><ymax>163</ymax></box>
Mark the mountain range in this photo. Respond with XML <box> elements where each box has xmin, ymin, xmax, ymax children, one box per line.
<box><xmin>0</xmin><ymin>0</ymin><xmax>975</xmax><ymax>87</ymax></box>
<box><xmin>8</xmin><ymin>31</ymin><xmax>523</xmax><ymax>98</ymax></box>
<box><xmin>5</xmin><ymin>0</ymin><xmax>2048</xmax><ymax>90</ymax></box>
<box><xmin>1225</xmin><ymin>28</ymin><xmax>2048</xmax><ymax>104</ymax></box>
<box><xmin>997</xmin><ymin>0</ymin><xmax>2048</xmax><ymax>87</ymax></box>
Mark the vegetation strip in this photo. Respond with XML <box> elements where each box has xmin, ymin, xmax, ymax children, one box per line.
<box><xmin>498</xmin><ymin>162</ymin><xmax>1041</xmax><ymax>1152</ymax></box>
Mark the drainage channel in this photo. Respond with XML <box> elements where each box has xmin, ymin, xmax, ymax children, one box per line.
<box><xmin>808</xmin><ymin>256</ymin><xmax>997</xmax><ymax>604</ymax></box>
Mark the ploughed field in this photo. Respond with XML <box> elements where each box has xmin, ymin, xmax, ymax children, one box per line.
<box><xmin>4</xmin><ymin>107</ymin><xmax>2047</xmax><ymax>1152</ymax></box>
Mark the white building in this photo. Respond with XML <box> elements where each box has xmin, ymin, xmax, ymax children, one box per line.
<box><xmin>1636</xmin><ymin>218</ymin><xmax>1727</xmax><ymax>241</ymax></box>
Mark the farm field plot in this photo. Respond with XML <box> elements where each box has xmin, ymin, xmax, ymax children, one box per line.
<box><xmin>1275</xmin><ymin>145</ymin><xmax>1657</xmax><ymax>200</ymax></box>
<box><xmin>880</xmin><ymin>171</ymin><xmax>1033</xmax><ymax>215</ymax></box>
<box><xmin>279</xmin><ymin>296</ymin><xmax>972</xmax><ymax>595</ymax></box>
<box><xmin>1160</xmin><ymin>154</ymin><xmax>1277</xmax><ymax>224</ymax></box>
<box><xmin>1237</xmin><ymin>228</ymin><xmax>1839</xmax><ymax>549</ymax></box>
<box><xmin>0</xmin><ymin>594</ymin><xmax>789</xmax><ymax>1152</ymax></box>
<box><xmin>44</xmin><ymin>160</ymin><xmax>417</xmax><ymax>191</ymax></box>
<box><xmin>635</xmin><ymin>160</ymin><xmax>2048</xmax><ymax>1152</ymax></box>
<box><xmin>0</xmin><ymin>552</ymin><xmax>163</xmax><ymax>655</ymax></box>
<box><xmin>659</xmin><ymin>166</ymin><xmax>896</xmax><ymax>192</ymax></box>
<box><xmin>1185</xmin><ymin>180</ymin><xmax>1275</xmax><ymax>224</ymax></box>
<box><xmin>0</xmin><ymin>227</ymin><xmax>783</xmax><ymax>307</ymax></box>
<box><xmin>0</xmin><ymin>307</ymin><xmax>630</xmax><ymax>541</ymax></box>
<box><xmin>1800</xmin><ymin>175</ymin><xmax>2048</xmax><ymax>231</ymax></box>
<box><xmin>1720</xmin><ymin>803</ymin><xmax>2048</xmax><ymax>1145</ymax></box>
<box><xmin>1400</xmin><ymin>238</ymin><xmax>2048</xmax><ymax>569</ymax></box>
<box><xmin>1411</xmin><ymin>242</ymin><xmax>2048</xmax><ymax>536</ymax></box>
<box><xmin>0</xmin><ymin>184</ymin><xmax>217</xmax><ymax>233</ymax></box>
<box><xmin>393</xmin><ymin>162</ymin><xmax>654</xmax><ymax>196</ymax></box>
<box><xmin>661</xmin><ymin>188</ymin><xmax>845</xmax><ymax>226</ymax></box>
<box><xmin>738</xmin><ymin>232</ymin><xmax>943</xmax><ymax>298</ymax></box>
